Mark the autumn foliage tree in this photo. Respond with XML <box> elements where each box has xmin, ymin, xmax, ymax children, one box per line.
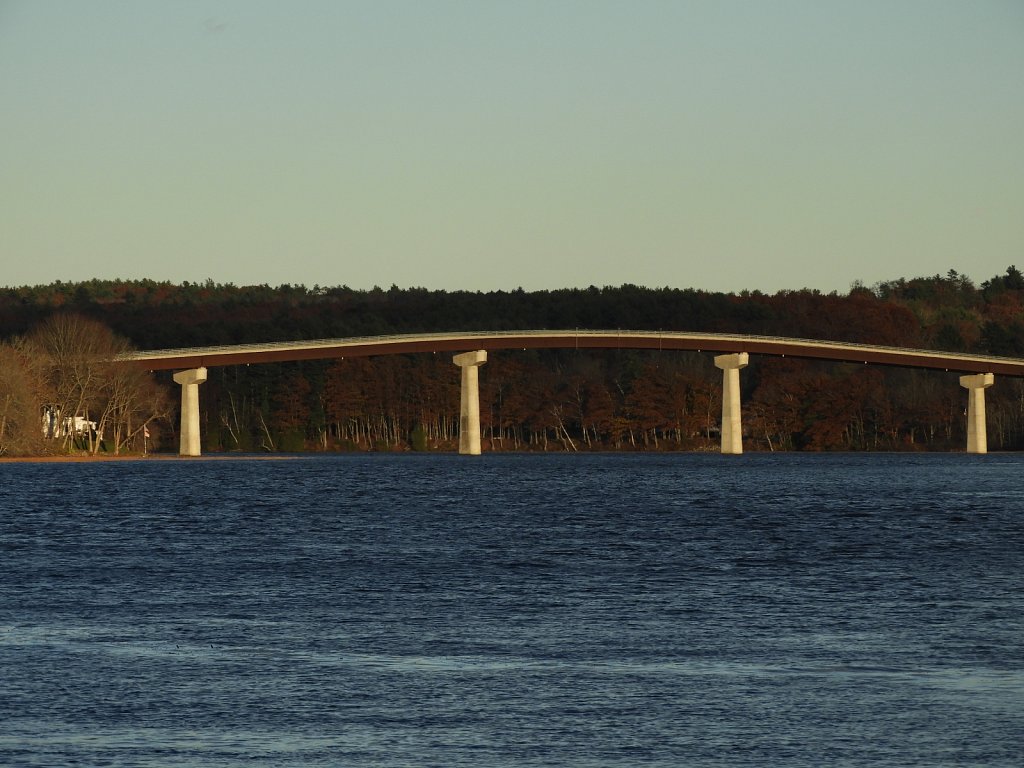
<box><xmin>26</xmin><ymin>314</ymin><xmax>169</xmax><ymax>454</ymax></box>
<box><xmin>0</xmin><ymin>341</ymin><xmax>49</xmax><ymax>456</ymax></box>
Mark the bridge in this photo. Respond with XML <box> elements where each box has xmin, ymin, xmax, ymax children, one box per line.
<box><xmin>126</xmin><ymin>330</ymin><xmax>1024</xmax><ymax>457</ymax></box>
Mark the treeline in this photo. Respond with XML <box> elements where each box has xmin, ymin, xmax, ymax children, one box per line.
<box><xmin>0</xmin><ymin>315</ymin><xmax>168</xmax><ymax>457</ymax></box>
<box><xmin>1</xmin><ymin>267</ymin><xmax>1023</xmax><ymax>453</ymax></box>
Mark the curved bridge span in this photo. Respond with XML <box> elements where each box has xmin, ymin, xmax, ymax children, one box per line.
<box><xmin>128</xmin><ymin>330</ymin><xmax>1024</xmax><ymax>376</ymax></box>
<box><xmin>128</xmin><ymin>331</ymin><xmax>1022</xmax><ymax>457</ymax></box>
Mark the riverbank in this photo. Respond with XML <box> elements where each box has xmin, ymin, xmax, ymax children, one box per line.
<box><xmin>0</xmin><ymin>453</ymin><xmax>300</xmax><ymax>463</ymax></box>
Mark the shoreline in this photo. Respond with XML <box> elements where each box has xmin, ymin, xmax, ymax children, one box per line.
<box><xmin>0</xmin><ymin>454</ymin><xmax>301</xmax><ymax>464</ymax></box>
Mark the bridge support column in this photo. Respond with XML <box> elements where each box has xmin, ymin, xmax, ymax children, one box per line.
<box><xmin>960</xmin><ymin>373</ymin><xmax>994</xmax><ymax>454</ymax></box>
<box><xmin>453</xmin><ymin>350</ymin><xmax>487</xmax><ymax>455</ymax></box>
<box><xmin>715</xmin><ymin>353</ymin><xmax>749</xmax><ymax>455</ymax></box>
<box><xmin>173</xmin><ymin>367</ymin><xmax>207</xmax><ymax>457</ymax></box>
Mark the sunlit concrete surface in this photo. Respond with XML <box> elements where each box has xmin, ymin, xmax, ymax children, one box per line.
<box><xmin>715</xmin><ymin>353</ymin><xmax>749</xmax><ymax>455</ymax></box>
<box><xmin>453</xmin><ymin>350</ymin><xmax>487</xmax><ymax>455</ymax></box>
<box><xmin>172</xmin><ymin>367</ymin><xmax>207</xmax><ymax>457</ymax></box>
<box><xmin>960</xmin><ymin>373</ymin><xmax>995</xmax><ymax>454</ymax></box>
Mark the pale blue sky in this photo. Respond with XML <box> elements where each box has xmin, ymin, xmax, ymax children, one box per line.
<box><xmin>2</xmin><ymin>1</ymin><xmax>1022</xmax><ymax>292</ymax></box>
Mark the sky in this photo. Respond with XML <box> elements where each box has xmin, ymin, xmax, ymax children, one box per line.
<box><xmin>2</xmin><ymin>1</ymin><xmax>1022</xmax><ymax>294</ymax></box>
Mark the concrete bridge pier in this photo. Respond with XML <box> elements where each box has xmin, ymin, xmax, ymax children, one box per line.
<box><xmin>453</xmin><ymin>350</ymin><xmax>487</xmax><ymax>455</ymax></box>
<box><xmin>715</xmin><ymin>353</ymin><xmax>749</xmax><ymax>455</ymax></box>
<box><xmin>960</xmin><ymin>373</ymin><xmax>994</xmax><ymax>454</ymax></box>
<box><xmin>173</xmin><ymin>367</ymin><xmax>208</xmax><ymax>457</ymax></box>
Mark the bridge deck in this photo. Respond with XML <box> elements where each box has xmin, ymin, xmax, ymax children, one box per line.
<box><xmin>124</xmin><ymin>330</ymin><xmax>1024</xmax><ymax>376</ymax></box>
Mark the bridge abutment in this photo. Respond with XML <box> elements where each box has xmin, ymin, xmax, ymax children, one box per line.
<box><xmin>715</xmin><ymin>353</ymin><xmax>749</xmax><ymax>455</ymax></box>
<box><xmin>960</xmin><ymin>373</ymin><xmax>994</xmax><ymax>454</ymax></box>
<box><xmin>173</xmin><ymin>367</ymin><xmax>207</xmax><ymax>457</ymax></box>
<box><xmin>453</xmin><ymin>350</ymin><xmax>487</xmax><ymax>455</ymax></box>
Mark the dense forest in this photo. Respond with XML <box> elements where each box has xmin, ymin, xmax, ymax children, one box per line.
<box><xmin>1</xmin><ymin>267</ymin><xmax>1023</xmax><ymax>454</ymax></box>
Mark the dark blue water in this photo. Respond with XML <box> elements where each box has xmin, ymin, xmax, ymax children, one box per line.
<box><xmin>1</xmin><ymin>453</ymin><xmax>1022</xmax><ymax>767</ymax></box>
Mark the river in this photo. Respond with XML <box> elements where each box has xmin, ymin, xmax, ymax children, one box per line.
<box><xmin>1</xmin><ymin>453</ymin><xmax>1022</xmax><ymax>766</ymax></box>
